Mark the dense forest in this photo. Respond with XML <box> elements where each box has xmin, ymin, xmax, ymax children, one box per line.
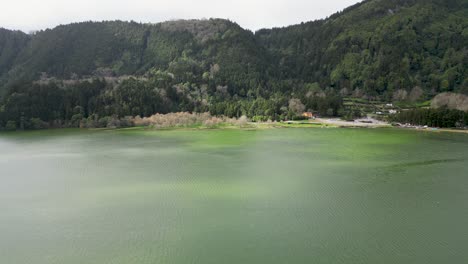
<box><xmin>0</xmin><ymin>0</ymin><xmax>467</xmax><ymax>129</ymax></box>
<box><xmin>390</xmin><ymin>108</ymin><xmax>468</xmax><ymax>128</ymax></box>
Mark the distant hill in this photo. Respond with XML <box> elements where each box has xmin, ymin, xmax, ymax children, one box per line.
<box><xmin>0</xmin><ymin>19</ymin><xmax>268</xmax><ymax>94</ymax></box>
<box><xmin>0</xmin><ymin>28</ymin><xmax>30</xmax><ymax>77</ymax></box>
<box><xmin>257</xmin><ymin>0</ymin><xmax>468</xmax><ymax>99</ymax></box>
<box><xmin>0</xmin><ymin>0</ymin><xmax>467</xmax><ymax>128</ymax></box>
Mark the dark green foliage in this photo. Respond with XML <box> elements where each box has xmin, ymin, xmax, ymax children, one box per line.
<box><xmin>0</xmin><ymin>28</ymin><xmax>30</xmax><ymax>94</ymax></box>
<box><xmin>5</xmin><ymin>120</ymin><xmax>16</xmax><ymax>131</ymax></box>
<box><xmin>258</xmin><ymin>0</ymin><xmax>468</xmax><ymax>98</ymax></box>
<box><xmin>0</xmin><ymin>29</ymin><xmax>30</xmax><ymax>75</ymax></box>
<box><xmin>390</xmin><ymin>108</ymin><xmax>468</xmax><ymax>128</ymax></box>
<box><xmin>343</xmin><ymin>109</ymin><xmax>363</xmax><ymax>121</ymax></box>
<box><xmin>0</xmin><ymin>0</ymin><xmax>467</xmax><ymax>129</ymax></box>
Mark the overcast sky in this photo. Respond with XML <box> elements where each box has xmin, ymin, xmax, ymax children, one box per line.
<box><xmin>1</xmin><ymin>0</ymin><xmax>362</xmax><ymax>32</ymax></box>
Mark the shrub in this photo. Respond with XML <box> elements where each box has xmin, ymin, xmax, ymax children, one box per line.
<box><xmin>71</xmin><ymin>114</ymin><xmax>83</xmax><ymax>127</ymax></box>
<box><xmin>5</xmin><ymin>121</ymin><xmax>17</xmax><ymax>131</ymax></box>
<box><xmin>29</xmin><ymin>118</ymin><xmax>49</xmax><ymax>130</ymax></box>
<box><xmin>130</xmin><ymin>112</ymin><xmax>248</xmax><ymax>129</ymax></box>
<box><xmin>292</xmin><ymin>115</ymin><xmax>308</xmax><ymax>121</ymax></box>
<box><xmin>98</xmin><ymin>117</ymin><xmax>111</xmax><ymax>128</ymax></box>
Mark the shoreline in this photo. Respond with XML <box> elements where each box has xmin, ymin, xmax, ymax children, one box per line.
<box><xmin>1</xmin><ymin>121</ymin><xmax>467</xmax><ymax>135</ymax></box>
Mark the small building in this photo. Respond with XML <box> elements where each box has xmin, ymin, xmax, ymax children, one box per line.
<box><xmin>302</xmin><ymin>112</ymin><xmax>314</xmax><ymax>119</ymax></box>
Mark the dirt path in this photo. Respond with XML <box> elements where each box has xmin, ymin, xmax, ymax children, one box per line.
<box><xmin>316</xmin><ymin>118</ymin><xmax>391</xmax><ymax>128</ymax></box>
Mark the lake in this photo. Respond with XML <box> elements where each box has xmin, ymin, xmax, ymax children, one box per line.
<box><xmin>0</xmin><ymin>128</ymin><xmax>467</xmax><ymax>263</ymax></box>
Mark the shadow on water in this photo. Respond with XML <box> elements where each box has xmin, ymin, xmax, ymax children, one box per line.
<box><xmin>389</xmin><ymin>158</ymin><xmax>466</xmax><ymax>169</ymax></box>
<box><xmin>371</xmin><ymin>158</ymin><xmax>466</xmax><ymax>181</ymax></box>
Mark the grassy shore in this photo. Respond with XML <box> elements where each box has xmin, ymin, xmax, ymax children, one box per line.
<box><xmin>1</xmin><ymin>119</ymin><xmax>467</xmax><ymax>135</ymax></box>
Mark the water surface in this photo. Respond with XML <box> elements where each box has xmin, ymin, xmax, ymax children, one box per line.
<box><xmin>1</xmin><ymin>128</ymin><xmax>467</xmax><ymax>263</ymax></box>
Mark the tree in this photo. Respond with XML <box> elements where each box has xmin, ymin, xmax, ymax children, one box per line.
<box><xmin>5</xmin><ymin>121</ymin><xmax>16</xmax><ymax>131</ymax></box>
<box><xmin>288</xmin><ymin>99</ymin><xmax>305</xmax><ymax>115</ymax></box>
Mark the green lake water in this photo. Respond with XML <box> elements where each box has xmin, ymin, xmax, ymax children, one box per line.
<box><xmin>0</xmin><ymin>128</ymin><xmax>467</xmax><ymax>263</ymax></box>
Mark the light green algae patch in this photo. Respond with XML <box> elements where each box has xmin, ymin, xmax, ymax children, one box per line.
<box><xmin>1</xmin><ymin>128</ymin><xmax>468</xmax><ymax>264</ymax></box>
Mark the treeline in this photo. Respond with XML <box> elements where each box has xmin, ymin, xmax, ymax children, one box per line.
<box><xmin>390</xmin><ymin>108</ymin><xmax>468</xmax><ymax>128</ymax></box>
<box><xmin>0</xmin><ymin>111</ymin><xmax>249</xmax><ymax>131</ymax></box>
<box><xmin>0</xmin><ymin>75</ymin><xmax>343</xmax><ymax>130</ymax></box>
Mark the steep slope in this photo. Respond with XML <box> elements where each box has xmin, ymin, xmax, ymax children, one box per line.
<box><xmin>257</xmin><ymin>0</ymin><xmax>468</xmax><ymax>99</ymax></box>
<box><xmin>2</xmin><ymin>0</ymin><xmax>467</xmax><ymax>99</ymax></box>
<box><xmin>1</xmin><ymin>19</ymin><xmax>268</xmax><ymax>94</ymax></box>
<box><xmin>0</xmin><ymin>28</ymin><xmax>30</xmax><ymax>80</ymax></box>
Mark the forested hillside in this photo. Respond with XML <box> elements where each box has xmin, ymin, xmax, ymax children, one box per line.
<box><xmin>0</xmin><ymin>29</ymin><xmax>30</xmax><ymax>80</ymax></box>
<box><xmin>1</xmin><ymin>19</ymin><xmax>267</xmax><ymax>93</ymax></box>
<box><xmin>0</xmin><ymin>0</ymin><xmax>467</xmax><ymax>129</ymax></box>
<box><xmin>257</xmin><ymin>0</ymin><xmax>468</xmax><ymax>99</ymax></box>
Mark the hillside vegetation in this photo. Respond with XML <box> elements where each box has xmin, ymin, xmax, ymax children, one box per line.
<box><xmin>0</xmin><ymin>0</ymin><xmax>467</xmax><ymax>129</ymax></box>
<box><xmin>431</xmin><ymin>92</ymin><xmax>468</xmax><ymax>112</ymax></box>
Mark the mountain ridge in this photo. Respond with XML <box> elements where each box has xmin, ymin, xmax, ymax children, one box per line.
<box><xmin>0</xmin><ymin>0</ymin><xmax>467</xmax><ymax>128</ymax></box>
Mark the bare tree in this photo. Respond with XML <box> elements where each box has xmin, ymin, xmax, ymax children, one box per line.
<box><xmin>288</xmin><ymin>99</ymin><xmax>305</xmax><ymax>115</ymax></box>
